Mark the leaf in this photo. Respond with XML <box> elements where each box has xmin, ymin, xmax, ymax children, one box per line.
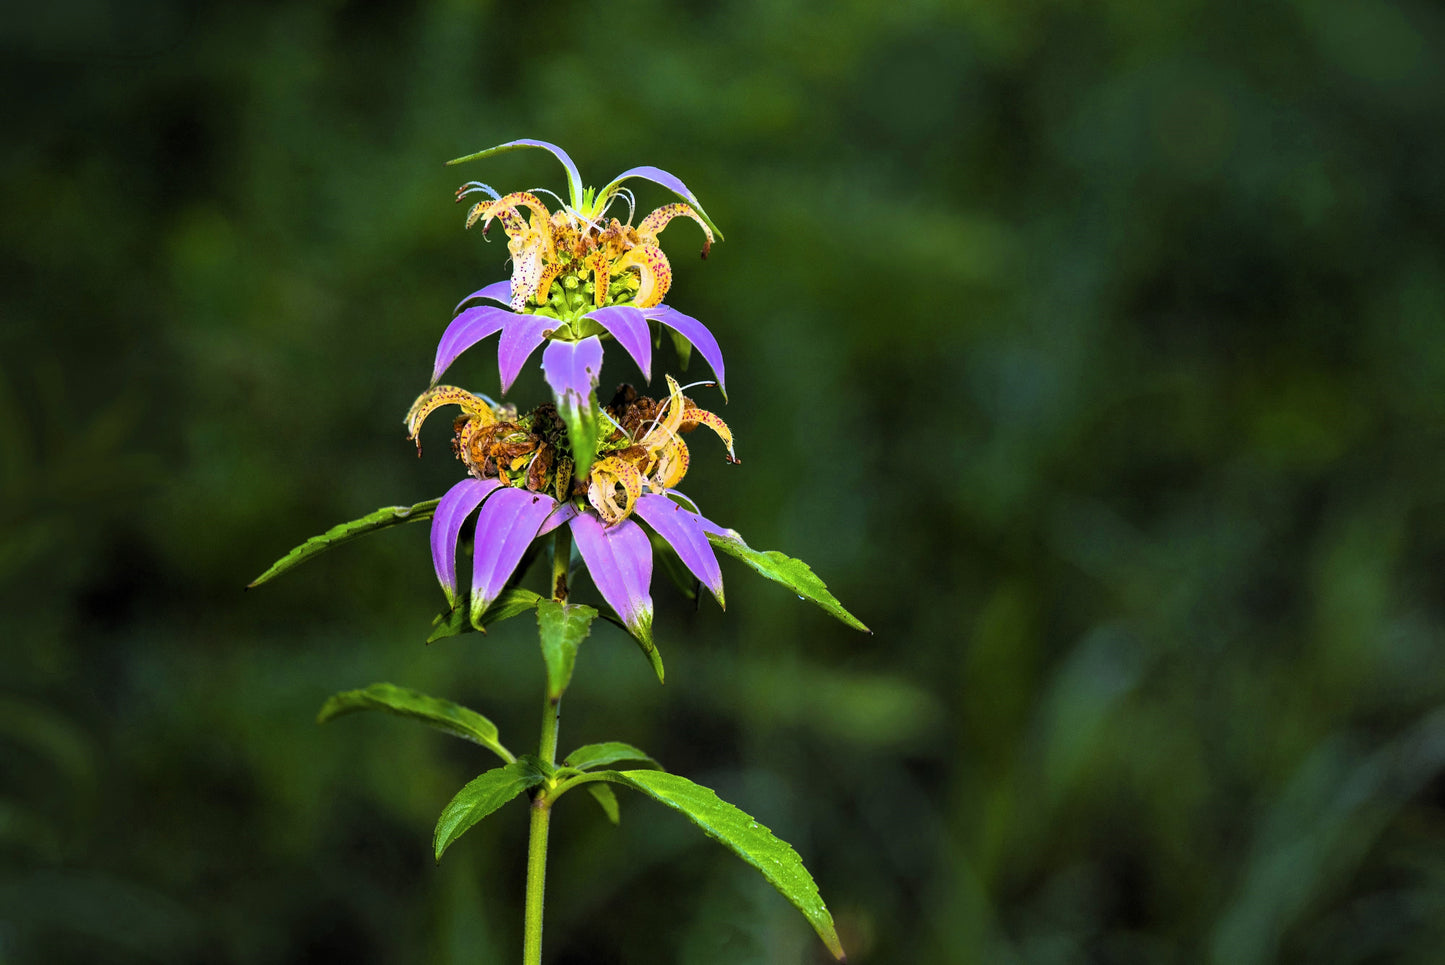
<box><xmin>706</xmin><ymin>531</ymin><xmax>869</xmax><ymax>633</ymax></box>
<box><xmin>248</xmin><ymin>499</ymin><xmax>439</xmax><ymax>588</ymax></box>
<box><xmin>434</xmin><ymin>759</ymin><xmax>546</xmax><ymax>861</ymax></box>
<box><xmin>563</xmin><ymin>741</ymin><xmax>661</xmax><ymax>771</ymax></box>
<box><xmin>427</xmin><ymin>588</ymin><xmax>544</xmax><ymax>643</ymax></box>
<box><xmin>317</xmin><ymin>683</ymin><xmax>511</xmax><ymax>763</ymax></box>
<box><xmin>558</xmin><ymin>395</ymin><xmax>602</xmax><ymax>482</ymax></box>
<box><xmin>586</xmin><ymin>784</ymin><xmax>621</xmax><ymax>825</ymax></box>
<box><xmin>592</xmin><ymin>770</ymin><xmax>845</xmax><ymax>960</ymax></box>
<box><xmin>537</xmin><ymin>601</ymin><xmax>598</xmax><ymax>700</ymax></box>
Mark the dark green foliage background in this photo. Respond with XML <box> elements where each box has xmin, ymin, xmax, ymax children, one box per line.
<box><xmin>4</xmin><ymin>0</ymin><xmax>1445</xmax><ymax>961</ymax></box>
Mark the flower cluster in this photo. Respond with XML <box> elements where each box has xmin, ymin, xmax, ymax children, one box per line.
<box><xmin>412</xmin><ymin>139</ymin><xmax>740</xmax><ymax>676</ymax></box>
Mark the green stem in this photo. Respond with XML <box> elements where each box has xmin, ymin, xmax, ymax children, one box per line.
<box><xmin>522</xmin><ymin>530</ymin><xmax>573</xmax><ymax>965</ymax></box>
<box><xmin>523</xmin><ymin>691</ymin><xmax>560</xmax><ymax>965</ymax></box>
<box><xmin>551</xmin><ymin>525</ymin><xmax>571</xmax><ymax>605</ymax></box>
<box><xmin>521</xmin><ymin>776</ymin><xmax>553</xmax><ymax>965</ymax></box>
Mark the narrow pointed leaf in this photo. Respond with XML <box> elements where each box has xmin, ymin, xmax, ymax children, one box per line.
<box><xmin>248</xmin><ymin>499</ymin><xmax>439</xmax><ymax>588</ymax></box>
<box><xmin>482</xmin><ymin>587</ymin><xmax>547</xmax><ymax>626</ymax></box>
<box><xmin>563</xmin><ymin>741</ymin><xmax>661</xmax><ymax>771</ymax></box>
<box><xmin>317</xmin><ymin>683</ymin><xmax>510</xmax><ymax>762</ymax></box>
<box><xmin>591</xmin><ymin>769</ymin><xmax>845</xmax><ymax>960</ymax></box>
<box><xmin>706</xmin><ymin>531</ymin><xmax>868</xmax><ymax>633</ymax></box>
<box><xmin>537</xmin><ymin>601</ymin><xmax>598</xmax><ymax>700</ymax></box>
<box><xmin>434</xmin><ymin>760</ymin><xmax>546</xmax><ymax>861</ymax></box>
<box><xmin>586</xmin><ymin>784</ymin><xmax>621</xmax><ymax>824</ymax></box>
<box><xmin>428</xmin><ymin>587</ymin><xmax>545</xmax><ymax>643</ymax></box>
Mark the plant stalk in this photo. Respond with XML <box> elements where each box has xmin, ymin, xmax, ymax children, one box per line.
<box><xmin>521</xmin><ymin>776</ymin><xmax>553</xmax><ymax>965</ymax></box>
<box><xmin>522</xmin><ymin>529</ymin><xmax>572</xmax><ymax>964</ymax></box>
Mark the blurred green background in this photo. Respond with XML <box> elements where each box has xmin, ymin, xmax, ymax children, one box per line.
<box><xmin>5</xmin><ymin>0</ymin><xmax>1445</xmax><ymax>961</ymax></box>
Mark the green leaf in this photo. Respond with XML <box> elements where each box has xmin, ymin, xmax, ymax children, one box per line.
<box><xmin>427</xmin><ymin>607</ymin><xmax>470</xmax><ymax>643</ymax></box>
<box><xmin>706</xmin><ymin>530</ymin><xmax>869</xmax><ymax>633</ymax></box>
<box><xmin>248</xmin><ymin>499</ymin><xmax>439</xmax><ymax>588</ymax></box>
<box><xmin>563</xmin><ymin>741</ymin><xmax>661</xmax><ymax>771</ymax></box>
<box><xmin>558</xmin><ymin>396</ymin><xmax>602</xmax><ymax>482</ymax></box>
<box><xmin>317</xmin><ymin>683</ymin><xmax>511</xmax><ymax>763</ymax></box>
<box><xmin>428</xmin><ymin>588</ymin><xmax>544</xmax><ymax>643</ymax></box>
<box><xmin>586</xmin><ymin>784</ymin><xmax>621</xmax><ymax>824</ymax></box>
<box><xmin>633</xmin><ymin>618</ymin><xmax>664</xmax><ymax>684</ymax></box>
<box><xmin>592</xmin><ymin>770</ymin><xmax>845</xmax><ymax>960</ymax></box>
<box><xmin>537</xmin><ymin>601</ymin><xmax>598</xmax><ymax>700</ymax></box>
<box><xmin>434</xmin><ymin>759</ymin><xmax>546</xmax><ymax>861</ymax></box>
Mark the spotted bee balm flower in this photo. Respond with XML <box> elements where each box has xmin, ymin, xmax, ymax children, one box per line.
<box><xmin>252</xmin><ymin>139</ymin><xmax>865</xmax><ymax>965</ymax></box>
<box><xmin>434</xmin><ymin>139</ymin><xmax>727</xmax><ymax>479</ymax></box>
<box><xmin>405</xmin><ymin>374</ymin><xmax>738</xmax><ymax>680</ymax></box>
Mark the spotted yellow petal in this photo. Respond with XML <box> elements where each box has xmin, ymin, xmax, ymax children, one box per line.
<box><xmin>586</xmin><ymin>250</ymin><xmax>611</xmax><ymax>307</ymax></box>
<box><xmin>637</xmin><ymin>203</ymin><xmax>714</xmax><ymax>258</ymax></box>
<box><xmin>682</xmin><ymin>408</ymin><xmax>738</xmax><ymax>464</ymax></box>
<box><xmin>613</xmin><ymin>244</ymin><xmax>672</xmax><ymax>308</ymax></box>
<box><xmin>405</xmin><ymin>385</ymin><xmax>494</xmax><ymax>447</ymax></box>
<box><xmin>587</xmin><ymin>456</ymin><xmax>643</xmax><ymax>525</ymax></box>
<box><xmin>481</xmin><ymin>192</ymin><xmax>556</xmax><ymax>262</ymax></box>
<box><xmin>651</xmin><ymin>435</ymin><xmax>690</xmax><ymax>490</ymax></box>
<box><xmin>533</xmin><ymin>261</ymin><xmax>566</xmax><ymax>308</ymax></box>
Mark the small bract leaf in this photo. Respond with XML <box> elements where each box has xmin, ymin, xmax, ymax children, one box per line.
<box><xmin>428</xmin><ymin>588</ymin><xmax>545</xmax><ymax>643</ymax></box>
<box><xmin>586</xmin><ymin>784</ymin><xmax>621</xmax><ymax>825</ymax></box>
<box><xmin>558</xmin><ymin>393</ymin><xmax>602</xmax><ymax>482</ymax></box>
<box><xmin>248</xmin><ymin>499</ymin><xmax>440</xmax><ymax>588</ymax></box>
<box><xmin>537</xmin><ymin>601</ymin><xmax>598</xmax><ymax>700</ymax></box>
<box><xmin>317</xmin><ymin>683</ymin><xmax>511</xmax><ymax>763</ymax></box>
<box><xmin>706</xmin><ymin>531</ymin><xmax>869</xmax><ymax>633</ymax></box>
<box><xmin>563</xmin><ymin>741</ymin><xmax>661</xmax><ymax>771</ymax></box>
<box><xmin>592</xmin><ymin>770</ymin><xmax>845</xmax><ymax>960</ymax></box>
<box><xmin>434</xmin><ymin>760</ymin><xmax>546</xmax><ymax>861</ymax></box>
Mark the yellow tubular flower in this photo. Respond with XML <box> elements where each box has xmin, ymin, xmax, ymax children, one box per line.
<box><xmin>404</xmin><ymin>385</ymin><xmax>496</xmax><ymax>450</ymax></box>
<box><xmin>612</xmin><ymin>245</ymin><xmax>672</xmax><ymax>308</ymax></box>
<box><xmin>636</xmin><ymin>202</ymin><xmax>715</xmax><ymax>258</ymax></box>
<box><xmin>587</xmin><ymin>455</ymin><xmax>643</xmax><ymax>525</ymax></box>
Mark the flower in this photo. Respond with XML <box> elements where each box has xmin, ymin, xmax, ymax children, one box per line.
<box><xmin>405</xmin><ymin>375</ymin><xmax>738</xmax><ymax>680</ymax></box>
<box><xmin>432</xmin><ymin>139</ymin><xmax>729</xmax><ymax>478</ymax></box>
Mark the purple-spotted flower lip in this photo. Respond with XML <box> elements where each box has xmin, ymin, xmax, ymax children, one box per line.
<box><xmin>436</xmin><ymin>281</ymin><xmax>727</xmax><ymax>401</ymax></box>
<box><xmin>430</xmin><ymin>480</ymin><xmax>728</xmax><ymax>680</ymax></box>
